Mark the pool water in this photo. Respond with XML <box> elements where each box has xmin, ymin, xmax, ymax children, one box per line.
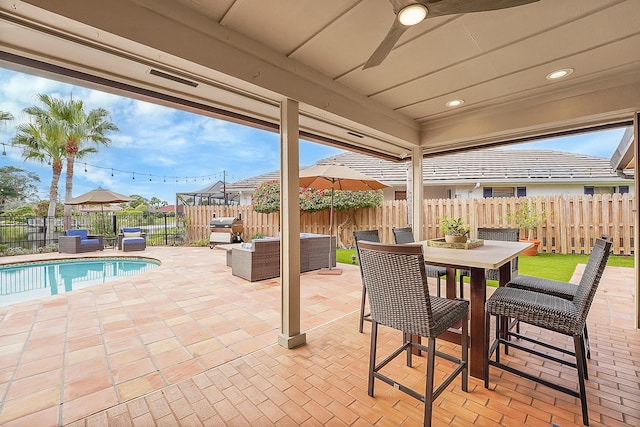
<box><xmin>0</xmin><ymin>258</ymin><xmax>160</xmax><ymax>306</ymax></box>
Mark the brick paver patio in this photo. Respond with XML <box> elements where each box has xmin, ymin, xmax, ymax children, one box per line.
<box><xmin>0</xmin><ymin>246</ymin><xmax>638</xmax><ymax>426</ymax></box>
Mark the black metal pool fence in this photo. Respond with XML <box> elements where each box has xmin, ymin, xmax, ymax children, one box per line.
<box><xmin>0</xmin><ymin>213</ymin><xmax>185</xmax><ymax>251</ymax></box>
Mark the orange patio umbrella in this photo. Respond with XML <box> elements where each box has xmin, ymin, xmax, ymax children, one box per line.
<box><xmin>300</xmin><ymin>164</ymin><xmax>387</xmax><ymax>274</ymax></box>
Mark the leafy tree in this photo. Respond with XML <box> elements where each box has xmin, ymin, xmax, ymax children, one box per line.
<box><xmin>34</xmin><ymin>200</ymin><xmax>63</xmax><ymax>217</ymax></box>
<box><xmin>128</xmin><ymin>194</ymin><xmax>150</xmax><ymax>211</ymax></box>
<box><xmin>149</xmin><ymin>197</ymin><xmax>167</xmax><ymax>210</ymax></box>
<box><xmin>0</xmin><ymin>166</ymin><xmax>40</xmax><ymax>211</ymax></box>
<box><xmin>252</xmin><ymin>180</ymin><xmax>383</xmax><ymax>214</ymax></box>
<box><xmin>4</xmin><ymin>204</ymin><xmax>35</xmax><ymax>217</ymax></box>
<box><xmin>28</xmin><ymin>95</ymin><xmax>119</xmax><ymax>219</ymax></box>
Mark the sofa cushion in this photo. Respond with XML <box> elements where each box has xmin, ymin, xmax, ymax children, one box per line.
<box><xmin>66</xmin><ymin>229</ymin><xmax>88</xmax><ymax>239</ymax></box>
<box><xmin>123</xmin><ymin>231</ymin><xmax>141</xmax><ymax>238</ymax></box>
<box><xmin>122</xmin><ymin>237</ymin><xmax>145</xmax><ymax>244</ymax></box>
<box><xmin>80</xmin><ymin>238</ymin><xmax>100</xmax><ymax>245</ymax></box>
<box><xmin>122</xmin><ymin>227</ymin><xmax>142</xmax><ymax>233</ymax></box>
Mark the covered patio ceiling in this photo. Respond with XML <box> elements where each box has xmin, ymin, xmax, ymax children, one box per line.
<box><xmin>1</xmin><ymin>0</ymin><xmax>638</xmax><ymax>333</ymax></box>
<box><xmin>1</xmin><ymin>0</ymin><xmax>639</xmax><ymax>159</ymax></box>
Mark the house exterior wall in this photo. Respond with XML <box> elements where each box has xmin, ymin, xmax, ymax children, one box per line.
<box><xmin>232</xmin><ymin>180</ymin><xmax>634</xmax><ymax>205</ymax></box>
<box><xmin>463</xmin><ymin>182</ymin><xmax>635</xmax><ymax>198</ymax></box>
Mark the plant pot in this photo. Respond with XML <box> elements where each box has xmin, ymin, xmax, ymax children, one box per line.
<box><xmin>520</xmin><ymin>238</ymin><xmax>540</xmax><ymax>256</ymax></box>
<box><xmin>445</xmin><ymin>234</ymin><xmax>468</xmax><ymax>244</ymax></box>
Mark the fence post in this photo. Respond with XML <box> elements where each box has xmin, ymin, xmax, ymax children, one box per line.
<box><xmin>164</xmin><ymin>213</ymin><xmax>168</xmax><ymax>245</ymax></box>
<box><xmin>42</xmin><ymin>215</ymin><xmax>48</xmax><ymax>247</ymax></box>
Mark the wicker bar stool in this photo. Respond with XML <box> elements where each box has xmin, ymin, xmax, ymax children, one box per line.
<box><xmin>358</xmin><ymin>241</ymin><xmax>469</xmax><ymax>427</ymax></box>
<box><xmin>353</xmin><ymin>229</ymin><xmax>381</xmax><ymax>333</ymax></box>
<box><xmin>484</xmin><ymin>236</ymin><xmax>612</xmax><ymax>426</ymax></box>
<box><xmin>458</xmin><ymin>227</ymin><xmax>520</xmax><ymax>297</ymax></box>
<box><xmin>392</xmin><ymin>227</ymin><xmax>453</xmax><ymax>298</ymax></box>
<box><xmin>506</xmin><ymin>235</ymin><xmax>612</xmax><ymax>361</ymax></box>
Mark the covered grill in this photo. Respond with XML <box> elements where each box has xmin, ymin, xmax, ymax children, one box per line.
<box><xmin>209</xmin><ymin>214</ymin><xmax>243</xmax><ymax>248</ymax></box>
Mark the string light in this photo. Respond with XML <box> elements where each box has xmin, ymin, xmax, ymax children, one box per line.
<box><xmin>4</xmin><ymin>153</ymin><xmax>224</xmax><ymax>184</ymax></box>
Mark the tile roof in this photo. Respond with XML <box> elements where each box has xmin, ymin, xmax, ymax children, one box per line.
<box><xmin>228</xmin><ymin>149</ymin><xmax>622</xmax><ymax>191</ymax></box>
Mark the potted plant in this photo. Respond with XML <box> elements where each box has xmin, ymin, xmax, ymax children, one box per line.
<box><xmin>438</xmin><ymin>214</ymin><xmax>470</xmax><ymax>243</ymax></box>
<box><xmin>507</xmin><ymin>198</ymin><xmax>546</xmax><ymax>256</ymax></box>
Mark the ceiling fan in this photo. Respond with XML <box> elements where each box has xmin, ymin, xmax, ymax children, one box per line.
<box><xmin>363</xmin><ymin>0</ymin><xmax>540</xmax><ymax>69</ymax></box>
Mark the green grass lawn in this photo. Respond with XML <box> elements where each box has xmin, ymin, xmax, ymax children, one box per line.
<box><xmin>337</xmin><ymin>249</ymin><xmax>633</xmax><ymax>283</ymax></box>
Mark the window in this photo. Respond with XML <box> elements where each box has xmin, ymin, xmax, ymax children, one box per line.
<box><xmin>483</xmin><ymin>187</ymin><xmax>516</xmax><ymax>198</ymax></box>
<box><xmin>516</xmin><ymin>187</ymin><xmax>527</xmax><ymax>197</ymax></box>
<box><xmin>584</xmin><ymin>186</ymin><xmax>617</xmax><ymax>195</ymax></box>
<box><xmin>619</xmin><ymin>185</ymin><xmax>630</xmax><ymax>194</ymax></box>
<box><xmin>395</xmin><ymin>191</ymin><xmax>406</xmax><ymax>200</ymax></box>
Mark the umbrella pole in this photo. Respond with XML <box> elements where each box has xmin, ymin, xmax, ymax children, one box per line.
<box><xmin>319</xmin><ymin>186</ymin><xmax>342</xmax><ymax>275</ymax></box>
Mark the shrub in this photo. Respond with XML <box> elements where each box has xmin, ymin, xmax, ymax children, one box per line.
<box><xmin>191</xmin><ymin>238</ymin><xmax>209</xmax><ymax>247</ymax></box>
<box><xmin>38</xmin><ymin>244</ymin><xmax>59</xmax><ymax>253</ymax></box>
<box><xmin>249</xmin><ymin>232</ymin><xmax>266</xmax><ymax>241</ymax></box>
<box><xmin>252</xmin><ymin>180</ymin><xmax>383</xmax><ymax>214</ymax></box>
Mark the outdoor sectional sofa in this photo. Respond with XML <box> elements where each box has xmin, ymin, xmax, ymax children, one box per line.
<box><xmin>231</xmin><ymin>233</ymin><xmax>336</xmax><ymax>282</ymax></box>
<box><xmin>58</xmin><ymin>229</ymin><xmax>104</xmax><ymax>253</ymax></box>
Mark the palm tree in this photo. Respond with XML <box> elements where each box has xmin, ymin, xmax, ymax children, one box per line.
<box><xmin>0</xmin><ymin>111</ymin><xmax>14</xmax><ymax>123</ymax></box>
<box><xmin>12</xmin><ymin>119</ymin><xmax>66</xmax><ymax>217</ymax></box>
<box><xmin>26</xmin><ymin>94</ymin><xmax>119</xmax><ymax>221</ymax></box>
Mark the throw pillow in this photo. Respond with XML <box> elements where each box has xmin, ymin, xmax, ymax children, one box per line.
<box><xmin>123</xmin><ymin>231</ymin><xmax>141</xmax><ymax>238</ymax></box>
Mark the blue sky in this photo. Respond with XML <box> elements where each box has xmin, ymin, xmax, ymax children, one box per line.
<box><xmin>0</xmin><ymin>67</ymin><xmax>627</xmax><ymax>204</ymax></box>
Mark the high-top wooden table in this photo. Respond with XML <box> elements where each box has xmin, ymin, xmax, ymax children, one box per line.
<box><xmin>416</xmin><ymin>239</ymin><xmax>533</xmax><ymax>379</ymax></box>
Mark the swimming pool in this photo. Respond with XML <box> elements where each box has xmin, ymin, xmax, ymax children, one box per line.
<box><xmin>0</xmin><ymin>257</ymin><xmax>160</xmax><ymax>306</ymax></box>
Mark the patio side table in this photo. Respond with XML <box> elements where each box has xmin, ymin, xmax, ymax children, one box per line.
<box><xmin>104</xmin><ymin>237</ymin><xmax>117</xmax><ymax>250</ymax></box>
<box><xmin>215</xmin><ymin>243</ymin><xmax>243</xmax><ymax>266</ymax></box>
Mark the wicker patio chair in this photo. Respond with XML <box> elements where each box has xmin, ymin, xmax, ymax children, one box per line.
<box><xmin>458</xmin><ymin>227</ymin><xmax>520</xmax><ymax>298</ymax></box>
<box><xmin>484</xmin><ymin>235</ymin><xmax>612</xmax><ymax>426</ymax></box>
<box><xmin>506</xmin><ymin>235</ymin><xmax>612</xmax><ymax>362</ymax></box>
<box><xmin>117</xmin><ymin>227</ymin><xmax>147</xmax><ymax>252</ymax></box>
<box><xmin>358</xmin><ymin>241</ymin><xmax>469</xmax><ymax>427</ymax></box>
<box><xmin>353</xmin><ymin>229</ymin><xmax>380</xmax><ymax>333</ymax></box>
<box><xmin>58</xmin><ymin>229</ymin><xmax>104</xmax><ymax>254</ymax></box>
<box><xmin>393</xmin><ymin>227</ymin><xmax>461</xmax><ymax>298</ymax></box>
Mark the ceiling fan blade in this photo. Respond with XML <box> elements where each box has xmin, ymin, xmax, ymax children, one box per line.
<box><xmin>363</xmin><ymin>16</ymin><xmax>409</xmax><ymax>70</ymax></box>
<box><xmin>420</xmin><ymin>0</ymin><xmax>539</xmax><ymax>18</ymax></box>
<box><xmin>363</xmin><ymin>0</ymin><xmax>538</xmax><ymax>69</ymax></box>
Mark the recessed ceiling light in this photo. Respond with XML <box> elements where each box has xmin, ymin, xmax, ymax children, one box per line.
<box><xmin>398</xmin><ymin>4</ymin><xmax>428</xmax><ymax>26</ymax></box>
<box><xmin>446</xmin><ymin>99</ymin><xmax>464</xmax><ymax>108</ymax></box>
<box><xmin>546</xmin><ymin>68</ymin><xmax>574</xmax><ymax>80</ymax></box>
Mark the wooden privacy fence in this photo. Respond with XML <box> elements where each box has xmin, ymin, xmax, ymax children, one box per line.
<box><xmin>184</xmin><ymin>194</ymin><xmax>634</xmax><ymax>255</ymax></box>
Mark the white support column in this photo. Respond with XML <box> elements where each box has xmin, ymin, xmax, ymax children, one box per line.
<box><xmin>634</xmin><ymin>112</ymin><xmax>639</xmax><ymax>329</ymax></box>
<box><xmin>278</xmin><ymin>98</ymin><xmax>306</xmax><ymax>348</ymax></box>
<box><xmin>411</xmin><ymin>146</ymin><xmax>424</xmax><ymax>240</ymax></box>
